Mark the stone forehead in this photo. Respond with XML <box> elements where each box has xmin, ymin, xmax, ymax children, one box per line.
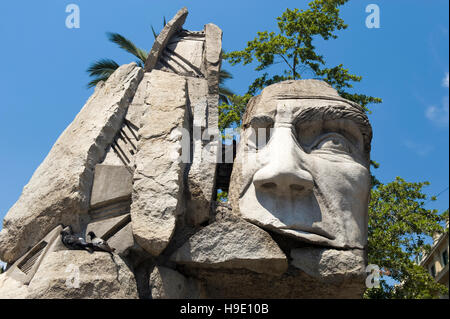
<box><xmin>242</xmin><ymin>79</ymin><xmax>373</xmax><ymax>154</ymax></box>
<box><xmin>261</xmin><ymin>79</ymin><xmax>341</xmax><ymax>100</ymax></box>
<box><xmin>243</xmin><ymin>79</ymin><xmax>367</xmax><ymax>124</ymax></box>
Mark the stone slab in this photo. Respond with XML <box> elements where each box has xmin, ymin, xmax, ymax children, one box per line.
<box><xmin>144</xmin><ymin>8</ymin><xmax>189</xmax><ymax>72</ymax></box>
<box><xmin>130</xmin><ymin>70</ymin><xmax>189</xmax><ymax>256</ymax></box>
<box><xmin>90</xmin><ymin>164</ymin><xmax>132</xmax><ymax>208</ymax></box>
<box><xmin>26</xmin><ymin>250</ymin><xmax>138</xmax><ymax>299</ymax></box>
<box><xmin>149</xmin><ymin>266</ymin><xmax>203</xmax><ymax>299</ymax></box>
<box><xmin>290</xmin><ymin>247</ymin><xmax>366</xmax><ymax>283</ymax></box>
<box><xmin>170</xmin><ymin>215</ymin><xmax>288</xmax><ymax>276</ymax></box>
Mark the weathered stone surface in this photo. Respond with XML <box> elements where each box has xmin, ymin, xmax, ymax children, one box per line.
<box><xmin>0</xmin><ymin>63</ymin><xmax>143</xmax><ymax>264</ymax></box>
<box><xmin>185</xmin><ymin>78</ymin><xmax>214</xmax><ymax>226</ymax></box>
<box><xmin>131</xmin><ymin>70</ymin><xmax>189</xmax><ymax>256</ymax></box>
<box><xmin>149</xmin><ymin>266</ymin><xmax>203</xmax><ymax>299</ymax></box>
<box><xmin>106</xmin><ymin>222</ymin><xmax>134</xmax><ymax>256</ymax></box>
<box><xmin>90</xmin><ymin>164</ymin><xmax>132</xmax><ymax>208</ymax></box>
<box><xmin>0</xmin><ymin>249</ymin><xmax>138</xmax><ymax>299</ymax></box>
<box><xmin>183</xmin><ymin>23</ymin><xmax>223</xmax><ymax>226</ymax></box>
<box><xmin>170</xmin><ymin>215</ymin><xmax>288</xmax><ymax>276</ymax></box>
<box><xmin>144</xmin><ymin>7</ymin><xmax>189</xmax><ymax>72</ymax></box>
<box><xmin>290</xmin><ymin>247</ymin><xmax>366</xmax><ymax>282</ymax></box>
<box><xmin>101</xmin><ymin>73</ymin><xmax>144</xmax><ymax>169</ymax></box>
<box><xmin>25</xmin><ymin>250</ymin><xmax>138</xmax><ymax>299</ymax></box>
<box><xmin>86</xmin><ymin>214</ymin><xmax>130</xmax><ymax>239</ymax></box>
<box><xmin>86</xmin><ymin>213</ymin><xmax>133</xmax><ymax>256</ymax></box>
<box><xmin>0</xmin><ymin>274</ymin><xmax>29</xmax><ymax>299</ymax></box>
<box><xmin>156</xmin><ymin>30</ymin><xmax>206</xmax><ymax>77</ymax></box>
<box><xmin>204</xmin><ymin>23</ymin><xmax>222</xmax><ymax>95</ymax></box>
<box><xmin>229</xmin><ymin>80</ymin><xmax>372</xmax><ymax>250</ymax></box>
<box><xmin>4</xmin><ymin>225</ymin><xmax>63</xmax><ymax>285</ymax></box>
<box><xmin>187</xmin><ymin>266</ymin><xmax>366</xmax><ymax>299</ymax></box>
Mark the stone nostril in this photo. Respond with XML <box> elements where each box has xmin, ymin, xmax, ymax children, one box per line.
<box><xmin>290</xmin><ymin>184</ymin><xmax>305</xmax><ymax>192</ymax></box>
<box><xmin>261</xmin><ymin>182</ymin><xmax>277</xmax><ymax>189</ymax></box>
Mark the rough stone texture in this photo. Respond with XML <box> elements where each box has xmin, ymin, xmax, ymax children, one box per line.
<box><xmin>0</xmin><ymin>274</ymin><xmax>29</xmax><ymax>299</ymax></box>
<box><xmin>290</xmin><ymin>247</ymin><xmax>366</xmax><ymax>283</ymax></box>
<box><xmin>131</xmin><ymin>70</ymin><xmax>189</xmax><ymax>256</ymax></box>
<box><xmin>0</xmin><ymin>233</ymin><xmax>138</xmax><ymax>299</ymax></box>
<box><xmin>184</xmin><ymin>266</ymin><xmax>366</xmax><ymax>299</ymax></box>
<box><xmin>0</xmin><ymin>63</ymin><xmax>143</xmax><ymax>264</ymax></box>
<box><xmin>101</xmin><ymin>123</ymin><xmax>139</xmax><ymax>169</ymax></box>
<box><xmin>4</xmin><ymin>225</ymin><xmax>63</xmax><ymax>286</ymax></box>
<box><xmin>90</xmin><ymin>164</ymin><xmax>132</xmax><ymax>208</ymax></box>
<box><xmin>86</xmin><ymin>213</ymin><xmax>133</xmax><ymax>256</ymax></box>
<box><xmin>170</xmin><ymin>215</ymin><xmax>288</xmax><ymax>276</ymax></box>
<box><xmin>204</xmin><ymin>24</ymin><xmax>222</xmax><ymax>95</ymax></box>
<box><xmin>88</xmin><ymin>200</ymin><xmax>131</xmax><ymax>221</ymax></box>
<box><xmin>185</xmin><ymin>77</ymin><xmax>212</xmax><ymax>226</ymax></box>
<box><xmin>149</xmin><ymin>266</ymin><xmax>203</xmax><ymax>299</ymax></box>
<box><xmin>184</xmin><ymin>24</ymin><xmax>222</xmax><ymax>226</ymax></box>
<box><xmin>155</xmin><ymin>30</ymin><xmax>206</xmax><ymax>77</ymax></box>
<box><xmin>101</xmin><ymin>73</ymin><xmax>144</xmax><ymax>169</ymax></box>
<box><xmin>106</xmin><ymin>223</ymin><xmax>134</xmax><ymax>256</ymax></box>
<box><xmin>86</xmin><ymin>214</ymin><xmax>130</xmax><ymax>239</ymax></box>
<box><xmin>26</xmin><ymin>250</ymin><xmax>138</xmax><ymax>299</ymax></box>
<box><xmin>144</xmin><ymin>7</ymin><xmax>189</xmax><ymax>72</ymax></box>
<box><xmin>0</xmin><ymin>225</ymin><xmax>69</xmax><ymax>295</ymax></box>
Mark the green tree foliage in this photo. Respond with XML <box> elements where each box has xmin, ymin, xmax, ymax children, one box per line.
<box><xmin>365</xmin><ymin>178</ymin><xmax>448</xmax><ymax>298</ymax></box>
<box><xmin>216</xmin><ymin>190</ymin><xmax>228</xmax><ymax>202</ymax></box>
<box><xmin>218</xmin><ymin>0</ymin><xmax>382</xmax><ymax>132</ymax></box>
<box><xmin>218</xmin><ymin>94</ymin><xmax>251</xmax><ymax>132</ymax></box>
<box><xmin>224</xmin><ymin>0</ymin><xmax>381</xmax><ymax>111</ymax></box>
<box><xmin>219</xmin><ymin>0</ymin><xmax>448</xmax><ymax>298</ymax></box>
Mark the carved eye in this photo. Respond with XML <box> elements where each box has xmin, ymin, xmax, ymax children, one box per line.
<box><xmin>312</xmin><ymin>133</ymin><xmax>352</xmax><ymax>154</ymax></box>
<box><xmin>246</xmin><ymin>126</ymin><xmax>273</xmax><ymax>150</ymax></box>
<box><xmin>246</xmin><ymin>116</ymin><xmax>274</xmax><ymax>151</ymax></box>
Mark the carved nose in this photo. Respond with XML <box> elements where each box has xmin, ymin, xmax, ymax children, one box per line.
<box><xmin>254</xmin><ymin>169</ymin><xmax>314</xmax><ymax>193</ymax></box>
<box><xmin>253</xmin><ymin>127</ymin><xmax>314</xmax><ymax>194</ymax></box>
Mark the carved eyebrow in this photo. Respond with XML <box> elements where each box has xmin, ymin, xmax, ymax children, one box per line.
<box><xmin>293</xmin><ymin>105</ymin><xmax>372</xmax><ymax>153</ymax></box>
<box><xmin>244</xmin><ymin>115</ymin><xmax>274</xmax><ymax>128</ymax></box>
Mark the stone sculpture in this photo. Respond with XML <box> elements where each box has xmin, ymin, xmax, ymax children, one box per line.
<box><xmin>0</xmin><ymin>7</ymin><xmax>372</xmax><ymax>299</ymax></box>
<box><xmin>229</xmin><ymin>80</ymin><xmax>372</xmax><ymax>250</ymax></box>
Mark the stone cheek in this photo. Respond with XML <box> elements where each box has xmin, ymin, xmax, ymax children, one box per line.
<box><xmin>310</xmin><ymin>155</ymin><xmax>370</xmax><ymax>248</ymax></box>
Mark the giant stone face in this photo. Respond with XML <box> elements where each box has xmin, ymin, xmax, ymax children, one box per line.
<box><xmin>229</xmin><ymin>80</ymin><xmax>372</xmax><ymax>249</ymax></box>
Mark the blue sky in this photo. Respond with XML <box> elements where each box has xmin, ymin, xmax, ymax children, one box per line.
<box><xmin>0</xmin><ymin>0</ymin><xmax>448</xmax><ymax>249</ymax></box>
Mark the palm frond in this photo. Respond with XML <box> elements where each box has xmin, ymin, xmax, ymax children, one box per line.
<box><xmin>219</xmin><ymin>86</ymin><xmax>234</xmax><ymax>105</ymax></box>
<box><xmin>86</xmin><ymin>59</ymin><xmax>120</xmax><ymax>88</ymax></box>
<box><xmin>87</xmin><ymin>58</ymin><xmax>119</xmax><ymax>77</ymax></box>
<box><xmin>107</xmin><ymin>32</ymin><xmax>147</xmax><ymax>64</ymax></box>
<box><xmin>219</xmin><ymin>86</ymin><xmax>234</xmax><ymax>98</ymax></box>
<box><xmin>219</xmin><ymin>69</ymin><xmax>233</xmax><ymax>84</ymax></box>
<box><xmin>151</xmin><ymin>17</ymin><xmax>167</xmax><ymax>40</ymax></box>
<box><xmin>218</xmin><ymin>68</ymin><xmax>234</xmax><ymax>104</ymax></box>
<box><xmin>151</xmin><ymin>26</ymin><xmax>158</xmax><ymax>39</ymax></box>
